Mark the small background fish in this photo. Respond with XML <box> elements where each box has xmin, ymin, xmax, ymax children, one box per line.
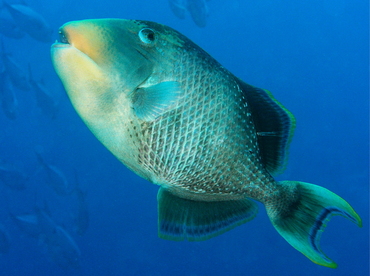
<box><xmin>168</xmin><ymin>0</ymin><xmax>209</xmax><ymax>27</ymax></box>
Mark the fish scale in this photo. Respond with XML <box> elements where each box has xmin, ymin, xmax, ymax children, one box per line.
<box><xmin>138</xmin><ymin>45</ymin><xmax>269</xmax><ymax>199</ymax></box>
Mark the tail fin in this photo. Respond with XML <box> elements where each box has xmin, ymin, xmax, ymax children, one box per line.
<box><xmin>266</xmin><ymin>181</ymin><xmax>362</xmax><ymax>268</ymax></box>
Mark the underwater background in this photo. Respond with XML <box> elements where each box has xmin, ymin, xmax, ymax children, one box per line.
<box><xmin>0</xmin><ymin>0</ymin><xmax>368</xmax><ymax>275</ymax></box>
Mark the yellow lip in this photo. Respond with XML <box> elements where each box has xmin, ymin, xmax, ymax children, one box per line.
<box><xmin>51</xmin><ymin>42</ymin><xmax>71</xmax><ymax>49</ymax></box>
<box><xmin>54</xmin><ymin>21</ymin><xmax>107</xmax><ymax>65</ymax></box>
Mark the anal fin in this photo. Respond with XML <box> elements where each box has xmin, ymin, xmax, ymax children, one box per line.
<box><xmin>157</xmin><ymin>187</ymin><xmax>258</xmax><ymax>241</ymax></box>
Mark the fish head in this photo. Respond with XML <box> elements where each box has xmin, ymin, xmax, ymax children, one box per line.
<box><xmin>51</xmin><ymin>19</ymin><xmax>186</xmax><ymax>178</ymax></box>
<box><xmin>51</xmin><ymin>19</ymin><xmax>184</xmax><ymax>120</ymax></box>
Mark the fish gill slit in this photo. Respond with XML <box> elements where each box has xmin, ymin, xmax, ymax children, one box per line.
<box><xmin>135</xmin><ymin>48</ymin><xmax>150</xmax><ymax>61</ymax></box>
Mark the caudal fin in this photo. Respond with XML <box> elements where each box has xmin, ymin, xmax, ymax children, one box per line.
<box><xmin>266</xmin><ymin>181</ymin><xmax>362</xmax><ymax>268</ymax></box>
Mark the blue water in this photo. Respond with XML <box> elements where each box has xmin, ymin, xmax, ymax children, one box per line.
<box><xmin>0</xmin><ymin>0</ymin><xmax>368</xmax><ymax>275</ymax></box>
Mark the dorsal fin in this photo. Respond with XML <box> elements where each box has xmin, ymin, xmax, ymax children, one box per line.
<box><xmin>237</xmin><ymin>79</ymin><xmax>296</xmax><ymax>175</ymax></box>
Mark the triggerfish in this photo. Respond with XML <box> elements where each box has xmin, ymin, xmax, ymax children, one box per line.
<box><xmin>51</xmin><ymin>19</ymin><xmax>362</xmax><ymax>268</ymax></box>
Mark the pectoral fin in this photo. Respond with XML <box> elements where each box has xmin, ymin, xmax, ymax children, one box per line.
<box><xmin>132</xmin><ymin>81</ymin><xmax>181</xmax><ymax>121</ymax></box>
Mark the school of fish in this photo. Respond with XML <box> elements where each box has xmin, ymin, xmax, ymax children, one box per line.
<box><xmin>0</xmin><ymin>3</ymin><xmax>84</xmax><ymax>268</ymax></box>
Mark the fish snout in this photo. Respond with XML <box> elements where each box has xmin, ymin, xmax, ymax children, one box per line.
<box><xmin>54</xmin><ymin>21</ymin><xmax>108</xmax><ymax>65</ymax></box>
<box><xmin>58</xmin><ymin>28</ymin><xmax>69</xmax><ymax>44</ymax></box>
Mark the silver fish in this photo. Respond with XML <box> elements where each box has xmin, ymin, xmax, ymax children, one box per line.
<box><xmin>51</xmin><ymin>19</ymin><xmax>362</xmax><ymax>268</ymax></box>
<box><xmin>72</xmin><ymin>173</ymin><xmax>89</xmax><ymax>236</ymax></box>
<box><xmin>36</xmin><ymin>208</ymin><xmax>81</xmax><ymax>269</ymax></box>
<box><xmin>0</xmin><ymin>70</ymin><xmax>18</xmax><ymax>120</ymax></box>
<box><xmin>168</xmin><ymin>0</ymin><xmax>209</xmax><ymax>27</ymax></box>
<box><xmin>0</xmin><ymin>9</ymin><xmax>25</xmax><ymax>39</ymax></box>
<box><xmin>36</xmin><ymin>152</ymin><xmax>74</xmax><ymax>196</ymax></box>
<box><xmin>29</xmin><ymin>65</ymin><xmax>59</xmax><ymax>119</ymax></box>
<box><xmin>1</xmin><ymin>40</ymin><xmax>31</xmax><ymax>91</ymax></box>
<box><xmin>0</xmin><ymin>224</ymin><xmax>10</xmax><ymax>254</ymax></box>
<box><xmin>0</xmin><ymin>160</ymin><xmax>27</xmax><ymax>190</ymax></box>
<box><xmin>187</xmin><ymin>0</ymin><xmax>208</xmax><ymax>27</ymax></box>
<box><xmin>3</xmin><ymin>2</ymin><xmax>52</xmax><ymax>43</ymax></box>
<box><xmin>10</xmin><ymin>212</ymin><xmax>42</xmax><ymax>238</ymax></box>
<box><xmin>47</xmin><ymin>225</ymin><xmax>81</xmax><ymax>269</ymax></box>
<box><xmin>168</xmin><ymin>0</ymin><xmax>187</xmax><ymax>19</ymax></box>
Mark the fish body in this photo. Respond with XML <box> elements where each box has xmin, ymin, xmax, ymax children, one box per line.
<box><xmin>36</xmin><ymin>153</ymin><xmax>73</xmax><ymax>196</ymax></box>
<box><xmin>72</xmin><ymin>173</ymin><xmax>89</xmax><ymax>236</ymax></box>
<box><xmin>168</xmin><ymin>0</ymin><xmax>208</xmax><ymax>27</ymax></box>
<box><xmin>0</xmin><ymin>161</ymin><xmax>27</xmax><ymax>190</ymax></box>
<box><xmin>29</xmin><ymin>65</ymin><xmax>58</xmax><ymax>119</ymax></box>
<box><xmin>187</xmin><ymin>0</ymin><xmax>208</xmax><ymax>27</ymax></box>
<box><xmin>10</xmin><ymin>212</ymin><xmax>42</xmax><ymax>238</ymax></box>
<box><xmin>3</xmin><ymin>2</ymin><xmax>52</xmax><ymax>42</ymax></box>
<box><xmin>47</xmin><ymin>225</ymin><xmax>81</xmax><ymax>269</ymax></box>
<box><xmin>1</xmin><ymin>49</ymin><xmax>31</xmax><ymax>91</ymax></box>
<box><xmin>74</xmin><ymin>188</ymin><xmax>89</xmax><ymax>236</ymax></box>
<box><xmin>0</xmin><ymin>224</ymin><xmax>10</xmax><ymax>254</ymax></box>
<box><xmin>0</xmin><ymin>10</ymin><xmax>25</xmax><ymax>39</ymax></box>
<box><xmin>36</xmin><ymin>208</ymin><xmax>81</xmax><ymax>269</ymax></box>
<box><xmin>168</xmin><ymin>0</ymin><xmax>187</xmax><ymax>19</ymax></box>
<box><xmin>51</xmin><ymin>19</ymin><xmax>362</xmax><ymax>268</ymax></box>
<box><xmin>0</xmin><ymin>70</ymin><xmax>18</xmax><ymax>119</ymax></box>
<box><xmin>11</xmin><ymin>208</ymin><xmax>80</xmax><ymax>268</ymax></box>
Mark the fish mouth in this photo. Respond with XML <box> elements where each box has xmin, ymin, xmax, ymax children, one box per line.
<box><xmin>51</xmin><ymin>23</ymin><xmax>102</xmax><ymax>80</ymax></box>
<box><xmin>51</xmin><ymin>28</ymin><xmax>71</xmax><ymax>48</ymax></box>
<box><xmin>58</xmin><ymin>28</ymin><xmax>70</xmax><ymax>44</ymax></box>
<box><xmin>51</xmin><ymin>23</ymin><xmax>104</xmax><ymax>66</ymax></box>
<box><xmin>51</xmin><ymin>25</ymin><xmax>96</xmax><ymax>67</ymax></box>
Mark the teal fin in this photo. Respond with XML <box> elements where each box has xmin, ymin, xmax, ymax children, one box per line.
<box><xmin>132</xmin><ymin>81</ymin><xmax>181</xmax><ymax>121</ymax></box>
<box><xmin>237</xmin><ymin>79</ymin><xmax>296</xmax><ymax>175</ymax></box>
<box><xmin>157</xmin><ymin>187</ymin><xmax>258</xmax><ymax>241</ymax></box>
<box><xmin>266</xmin><ymin>181</ymin><xmax>362</xmax><ymax>268</ymax></box>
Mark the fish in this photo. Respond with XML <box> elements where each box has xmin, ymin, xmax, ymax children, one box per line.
<box><xmin>0</xmin><ymin>224</ymin><xmax>10</xmax><ymax>254</ymax></box>
<box><xmin>0</xmin><ymin>159</ymin><xmax>27</xmax><ymax>190</ymax></box>
<box><xmin>73</xmin><ymin>187</ymin><xmax>89</xmax><ymax>236</ymax></box>
<box><xmin>72</xmin><ymin>172</ymin><xmax>89</xmax><ymax>236</ymax></box>
<box><xmin>36</xmin><ymin>152</ymin><xmax>74</xmax><ymax>196</ymax></box>
<box><xmin>0</xmin><ymin>70</ymin><xmax>18</xmax><ymax>120</ymax></box>
<box><xmin>187</xmin><ymin>0</ymin><xmax>209</xmax><ymax>27</ymax></box>
<box><xmin>47</xmin><ymin>225</ymin><xmax>81</xmax><ymax>269</ymax></box>
<box><xmin>3</xmin><ymin>2</ymin><xmax>53</xmax><ymax>43</ymax></box>
<box><xmin>0</xmin><ymin>9</ymin><xmax>26</xmax><ymax>39</ymax></box>
<box><xmin>10</xmin><ymin>212</ymin><xmax>42</xmax><ymax>238</ymax></box>
<box><xmin>35</xmin><ymin>208</ymin><xmax>81</xmax><ymax>269</ymax></box>
<box><xmin>168</xmin><ymin>0</ymin><xmax>187</xmax><ymax>19</ymax></box>
<box><xmin>168</xmin><ymin>0</ymin><xmax>209</xmax><ymax>27</ymax></box>
<box><xmin>1</xmin><ymin>40</ymin><xmax>31</xmax><ymax>91</ymax></box>
<box><xmin>51</xmin><ymin>19</ymin><xmax>362</xmax><ymax>268</ymax></box>
<box><xmin>28</xmin><ymin>65</ymin><xmax>59</xmax><ymax>119</ymax></box>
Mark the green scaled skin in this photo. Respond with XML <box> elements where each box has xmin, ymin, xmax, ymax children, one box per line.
<box><xmin>51</xmin><ymin>19</ymin><xmax>362</xmax><ymax>268</ymax></box>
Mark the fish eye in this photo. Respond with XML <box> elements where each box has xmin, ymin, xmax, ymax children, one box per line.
<box><xmin>139</xmin><ymin>28</ymin><xmax>156</xmax><ymax>44</ymax></box>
